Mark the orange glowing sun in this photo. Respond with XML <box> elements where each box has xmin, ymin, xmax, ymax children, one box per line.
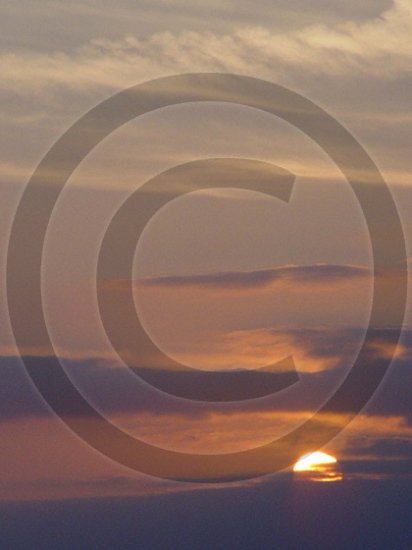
<box><xmin>293</xmin><ymin>451</ymin><xmax>342</xmax><ymax>482</ymax></box>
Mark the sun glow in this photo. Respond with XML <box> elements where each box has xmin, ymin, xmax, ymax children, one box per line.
<box><xmin>293</xmin><ymin>451</ymin><xmax>337</xmax><ymax>471</ymax></box>
<box><xmin>293</xmin><ymin>451</ymin><xmax>342</xmax><ymax>482</ymax></box>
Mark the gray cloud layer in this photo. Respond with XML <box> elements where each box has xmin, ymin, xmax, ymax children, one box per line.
<box><xmin>2</xmin><ymin>327</ymin><xmax>411</xmax><ymax>423</ymax></box>
<box><xmin>137</xmin><ymin>263</ymin><xmax>369</xmax><ymax>290</ymax></box>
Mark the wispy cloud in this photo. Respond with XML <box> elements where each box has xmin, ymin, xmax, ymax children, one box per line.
<box><xmin>1</xmin><ymin>0</ymin><xmax>411</xmax><ymax>98</ymax></box>
<box><xmin>136</xmin><ymin>263</ymin><xmax>369</xmax><ymax>291</ymax></box>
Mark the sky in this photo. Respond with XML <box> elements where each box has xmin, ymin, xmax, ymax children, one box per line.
<box><xmin>1</xmin><ymin>1</ymin><xmax>412</xmax><ymax>548</ymax></box>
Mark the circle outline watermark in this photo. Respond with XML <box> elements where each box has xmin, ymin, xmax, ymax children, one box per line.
<box><xmin>6</xmin><ymin>73</ymin><xmax>407</xmax><ymax>482</ymax></box>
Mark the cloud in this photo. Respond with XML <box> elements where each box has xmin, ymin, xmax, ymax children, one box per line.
<box><xmin>1</xmin><ymin>0</ymin><xmax>411</xmax><ymax>100</ymax></box>
<box><xmin>2</xmin><ymin>327</ymin><xmax>411</xmax><ymax>423</ymax></box>
<box><xmin>345</xmin><ymin>436</ymin><xmax>412</xmax><ymax>460</ymax></box>
<box><xmin>1</xmin><ymin>0</ymin><xmax>412</xmax><ymax>198</ymax></box>
<box><xmin>136</xmin><ymin>263</ymin><xmax>369</xmax><ymax>291</ymax></box>
<box><xmin>1</xmin><ymin>326</ymin><xmax>412</xmax><ymax>493</ymax></box>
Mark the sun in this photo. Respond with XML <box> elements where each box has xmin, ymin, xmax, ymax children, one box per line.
<box><xmin>293</xmin><ymin>451</ymin><xmax>342</xmax><ymax>482</ymax></box>
<box><xmin>293</xmin><ymin>451</ymin><xmax>337</xmax><ymax>472</ymax></box>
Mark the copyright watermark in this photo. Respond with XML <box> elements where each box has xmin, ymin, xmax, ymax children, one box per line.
<box><xmin>6</xmin><ymin>73</ymin><xmax>407</xmax><ymax>482</ymax></box>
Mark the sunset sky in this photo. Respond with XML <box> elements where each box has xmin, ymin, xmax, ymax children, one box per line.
<box><xmin>1</xmin><ymin>1</ymin><xmax>412</xmax><ymax>548</ymax></box>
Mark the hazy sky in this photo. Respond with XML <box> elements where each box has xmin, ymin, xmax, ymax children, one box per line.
<box><xmin>1</xmin><ymin>5</ymin><xmax>412</xmax><ymax>541</ymax></box>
